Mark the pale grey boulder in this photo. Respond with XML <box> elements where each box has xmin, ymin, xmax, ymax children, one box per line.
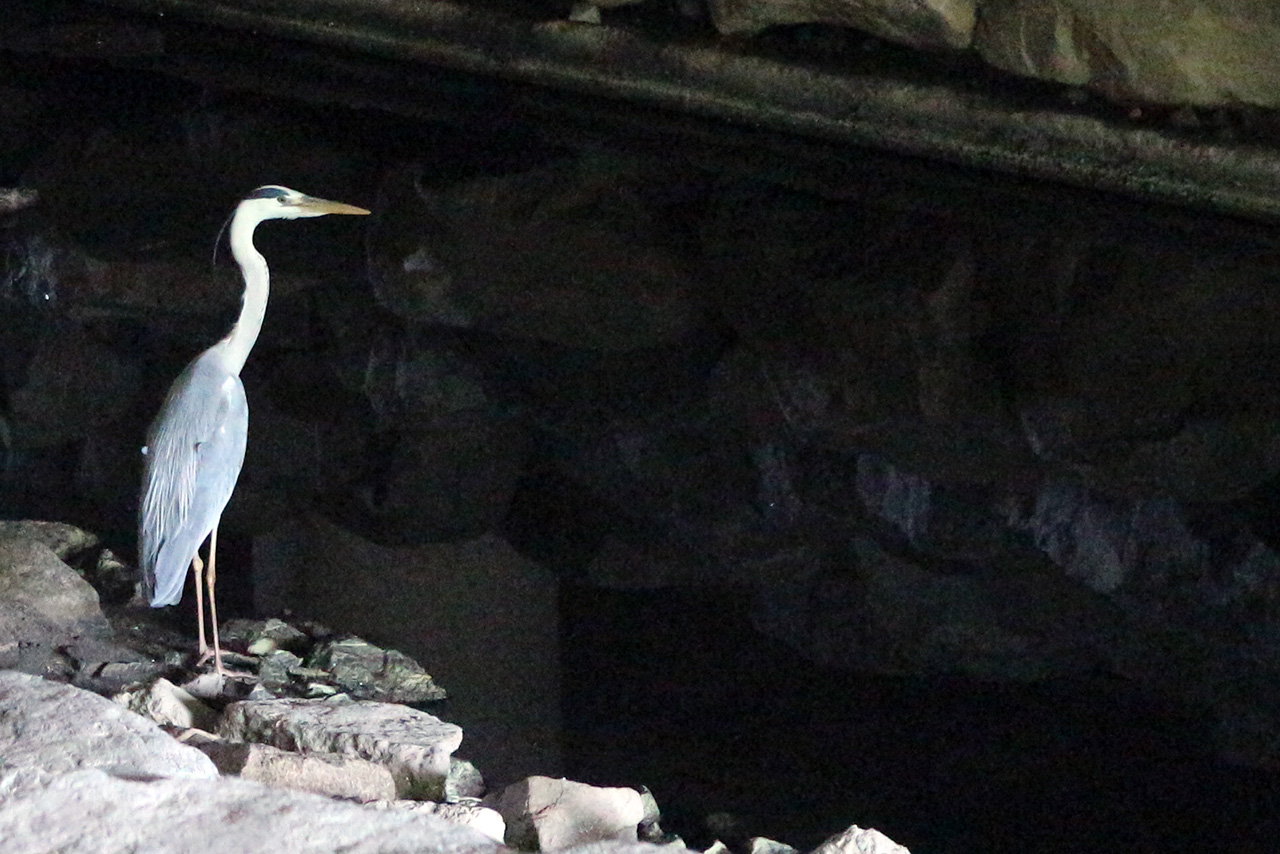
<box><xmin>0</xmin><ymin>768</ymin><xmax>505</xmax><ymax>854</ymax></box>
<box><xmin>0</xmin><ymin>671</ymin><xmax>217</xmax><ymax>794</ymax></box>
<box><xmin>485</xmin><ymin>776</ymin><xmax>646</xmax><ymax>850</ymax></box>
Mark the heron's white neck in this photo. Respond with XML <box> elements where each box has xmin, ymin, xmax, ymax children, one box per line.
<box><xmin>218</xmin><ymin>209</ymin><xmax>271</xmax><ymax>376</ymax></box>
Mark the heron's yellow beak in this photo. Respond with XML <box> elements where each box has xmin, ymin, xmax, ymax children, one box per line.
<box><xmin>299</xmin><ymin>196</ymin><xmax>371</xmax><ymax>216</ymax></box>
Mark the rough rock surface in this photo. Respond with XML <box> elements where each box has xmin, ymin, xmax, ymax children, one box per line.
<box><xmin>219</xmin><ymin>695</ymin><xmax>464</xmax><ymax>799</ymax></box>
<box><xmin>311</xmin><ymin>636</ymin><xmax>448</xmax><ymax>703</ymax></box>
<box><xmin>709</xmin><ymin>0</ymin><xmax>974</xmax><ymax>49</ymax></box>
<box><xmin>0</xmin><ymin>536</ymin><xmax>108</xmax><ymax>652</ymax></box>
<box><xmin>201</xmin><ymin>740</ymin><xmax>398</xmax><ymax>803</ymax></box>
<box><xmin>975</xmin><ymin>0</ymin><xmax>1280</xmax><ymax>106</ymax></box>
<box><xmin>0</xmin><ymin>768</ymin><xmax>505</xmax><ymax>854</ymax></box>
<box><xmin>374</xmin><ymin>799</ymin><xmax>508</xmax><ymax>843</ymax></box>
<box><xmin>811</xmin><ymin>824</ymin><xmax>910</xmax><ymax>854</ymax></box>
<box><xmin>486</xmin><ymin>776</ymin><xmax>646</xmax><ymax>850</ymax></box>
<box><xmin>0</xmin><ymin>671</ymin><xmax>217</xmax><ymax>792</ymax></box>
<box><xmin>0</xmin><ymin>520</ymin><xmax>99</xmax><ymax>560</ymax></box>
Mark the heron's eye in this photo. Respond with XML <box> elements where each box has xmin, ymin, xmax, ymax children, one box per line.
<box><xmin>277</xmin><ymin>196</ymin><xmax>289</xmax><ymax>205</ymax></box>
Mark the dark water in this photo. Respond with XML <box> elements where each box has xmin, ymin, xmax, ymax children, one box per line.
<box><xmin>3</xmin><ymin>39</ymin><xmax>1280</xmax><ymax>854</ymax></box>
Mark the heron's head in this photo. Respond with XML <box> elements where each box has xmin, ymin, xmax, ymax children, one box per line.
<box><xmin>241</xmin><ymin>185</ymin><xmax>371</xmax><ymax>221</ymax></box>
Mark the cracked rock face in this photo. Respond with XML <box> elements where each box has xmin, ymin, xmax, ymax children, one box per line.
<box><xmin>219</xmin><ymin>696</ymin><xmax>464</xmax><ymax>800</ymax></box>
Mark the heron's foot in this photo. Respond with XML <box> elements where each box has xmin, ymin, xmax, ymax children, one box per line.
<box><xmin>194</xmin><ymin>647</ymin><xmax>255</xmax><ymax>680</ymax></box>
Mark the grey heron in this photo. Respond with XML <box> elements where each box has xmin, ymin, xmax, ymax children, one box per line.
<box><xmin>139</xmin><ymin>185</ymin><xmax>369</xmax><ymax>675</ymax></box>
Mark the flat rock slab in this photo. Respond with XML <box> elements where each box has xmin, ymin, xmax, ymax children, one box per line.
<box><xmin>202</xmin><ymin>740</ymin><xmax>398</xmax><ymax>803</ymax></box>
<box><xmin>0</xmin><ymin>768</ymin><xmax>505</xmax><ymax>854</ymax></box>
<box><xmin>220</xmin><ymin>695</ymin><xmax>463</xmax><ymax>799</ymax></box>
<box><xmin>486</xmin><ymin>776</ymin><xmax>645</xmax><ymax>850</ymax></box>
<box><xmin>0</xmin><ymin>671</ymin><xmax>216</xmax><ymax>793</ymax></box>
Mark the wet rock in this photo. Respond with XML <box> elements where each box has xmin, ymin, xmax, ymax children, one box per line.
<box><xmin>114</xmin><ymin>677</ymin><xmax>219</xmax><ymax>732</ymax></box>
<box><xmin>309</xmin><ymin>637</ymin><xmax>448</xmax><ymax>704</ymax></box>
<box><xmin>219</xmin><ymin>694</ymin><xmax>464</xmax><ymax>799</ymax></box>
<box><xmin>202</xmin><ymin>740</ymin><xmax>398</xmax><ymax>803</ymax></box>
<box><xmin>975</xmin><ymin>0</ymin><xmax>1280</xmax><ymax>107</ymax></box>
<box><xmin>373</xmin><ymin>799</ymin><xmax>507</xmax><ymax>843</ymax></box>
<box><xmin>810</xmin><ymin>823</ymin><xmax>911</xmax><ymax>854</ymax></box>
<box><xmin>0</xmin><ymin>671</ymin><xmax>217</xmax><ymax>792</ymax></box>
<box><xmin>485</xmin><ymin>776</ymin><xmax>646</xmax><ymax>850</ymax></box>
<box><xmin>0</xmin><ymin>768</ymin><xmax>504</xmax><ymax>854</ymax></box>
<box><xmin>708</xmin><ymin>0</ymin><xmax>973</xmax><ymax>49</ymax></box>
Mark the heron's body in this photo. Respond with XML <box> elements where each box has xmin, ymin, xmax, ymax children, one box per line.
<box><xmin>140</xmin><ymin>347</ymin><xmax>247</xmax><ymax>606</ymax></box>
<box><xmin>138</xmin><ymin>185</ymin><xmax>368</xmax><ymax>674</ymax></box>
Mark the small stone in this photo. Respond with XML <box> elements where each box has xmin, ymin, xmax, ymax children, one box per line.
<box><xmin>221</xmin><ymin>617</ymin><xmax>310</xmax><ymax>653</ymax></box>
<box><xmin>485</xmin><ymin>776</ymin><xmax>645</xmax><ymax>850</ymax></box>
<box><xmin>259</xmin><ymin>648</ymin><xmax>305</xmax><ymax>691</ymax></box>
<box><xmin>445</xmin><ymin>757</ymin><xmax>486</xmax><ymax>800</ymax></box>
<box><xmin>637</xmin><ymin>785</ymin><xmax>666</xmax><ymax>842</ymax></box>
<box><xmin>749</xmin><ymin>838</ymin><xmax>798</xmax><ymax>854</ymax></box>
<box><xmin>249</xmin><ymin>637</ymin><xmax>279</xmax><ymax>655</ymax></box>
<box><xmin>247</xmin><ymin>683</ymin><xmax>279</xmax><ymax>701</ymax></box>
<box><xmin>114</xmin><ymin>677</ymin><xmax>219</xmax><ymax>732</ymax></box>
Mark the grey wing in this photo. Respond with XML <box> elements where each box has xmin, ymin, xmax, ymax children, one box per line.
<box><xmin>138</xmin><ymin>351</ymin><xmax>249</xmax><ymax>606</ymax></box>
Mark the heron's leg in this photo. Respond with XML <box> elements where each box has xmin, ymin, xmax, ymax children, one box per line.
<box><xmin>207</xmin><ymin>523</ymin><xmax>225</xmax><ymax>675</ymax></box>
<box><xmin>192</xmin><ymin>552</ymin><xmax>208</xmax><ymax>656</ymax></box>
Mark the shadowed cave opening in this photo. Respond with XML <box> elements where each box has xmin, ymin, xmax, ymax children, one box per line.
<box><xmin>3</xmin><ymin>40</ymin><xmax>1280</xmax><ymax>854</ymax></box>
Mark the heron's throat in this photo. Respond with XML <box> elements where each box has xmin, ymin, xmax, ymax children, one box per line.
<box><xmin>220</xmin><ymin>215</ymin><xmax>271</xmax><ymax>376</ymax></box>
